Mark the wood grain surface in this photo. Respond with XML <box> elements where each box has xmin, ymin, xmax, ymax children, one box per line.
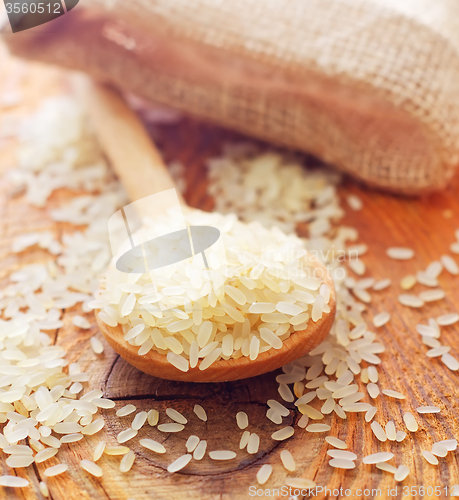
<box><xmin>2</xmin><ymin>47</ymin><xmax>459</xmax><ymax>500</ymax></box>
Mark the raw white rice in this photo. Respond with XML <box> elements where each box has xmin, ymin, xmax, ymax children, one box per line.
<box><xmin>373</xmin><ymin>279</ymin><xmax>391</xmax><ymax>291</ymax></box>
<box><xmin>284</xmin><ymin>478</ymin><xmax>316</xmax><ymax>488</ymax></box>
<box><xmin>39</xmin><ymin>481</ymin><xmax>49</xmax><ymax>497</ymax></box>
<box><xmin>387</xmin><ymin>247</ymin><xmax>414</xmax><ymax>260</ymax></box>
<box><xmin>416</xmin><ymin>271</ymin><xmax>438</xmax><ymax>287</ymax></box>
<box><xmin>442</xmin><ymin>353</ymin><xmax>459</xmax><ymax>370</ymax></box>
<box><xmin>247</xmin><ymin>433</ymin><xmax>260</xmax><ymax>454</ymax></box>
<box><xmin>209</xmin><ymin>450</ymin><xmax>237</xmax><ymax>460</ymax></box>
<box><xmin>431</xmin><ymin>443</ymin><xmax>448</xmax><ymax>457</ymax></box>
<box><xmin>186</xmin><ymin>436</ymin><xmax>200</xmax><ymax>453</ymax></box>
<box><xmin>368</xmin><ymin>366</ymin><xmax>378</xmax><ymax>383</ymax></box>
<box><xmin>371</xmin><ymin>421</ymin><xmax>387</xmax><ymax>442</ymax></box>
<box><xmin>278</xmin><ymin>383</ymin><xmax>295</xmax><ymax>403</ymax></box>
<box><xmin>44</xmin><ymin>464</ymin><xmax>68</xmax><ymax>477</ymax></box>
<box><xmin>166</xmin><ymin>408</ymin><xmax>187</xmax><ymax>425</ymax></box>
<box><xmin>116</xmin><ymin>404</ymin><xmax>136</xmax><ymax>417</ymax></box>
<box><xmin>120</xmin><ymin>451</ymin><xmax>135</xmax><ymax>472</ymax></box>
<box><xmin>8</xmin><ymin>93</ymin><xmax>459</xmax><ymax>495</ymax></box>
<box><xmin>6</xmin><ymin>455</ymin><xmax>35</xmax><ymax>467</ymax></box>
<box><xmin>373</xmin><ymin>312</ymin><xmax>390</xmax><ymax>327</ymax></box>
<box><xmin>437</xmin><ymin>313</ymin><xmax>459</xmax><ymax>326</ymax></box>
<box><xmin>72</xmin><ymin>315</ymin><xmax>91</xmax><ymax>329</ymax></box>
<box><xmin>280</xmin><ymin>450</ymin><xmax>296</xmax><ymax>471</ymax></box>
<box><xmin>53</xmin><ymin>422</ymin><xmax>83</xmax><ymax>434</ymax></box>
<box><xmin>438</xmin><ymin>439</ymin><xmax>457</xmax><ymax>451</ymax></box>
<box><xmin>327</xmin><ymin>450</ymin><xmax>357</xmax><ymax>460</ymax></box>
<box><xmin>0</xmin><ymin>476</ymin><xmax>29</xmax><ymax>487</ymax></box>
<box><xmin>93</xmin><ymin>441</ymin><xmax>106</xmax><ymax>461</ymax></box>
<box><xmin>416</xmin><ymin>406</ymin><xmax>440</xmax><ymax>414</ymax></box>
<box><xmin>117</xmin><ymin>428</ymin><xmax>138</xmax><ymax>443</ymax></box>
<box><xmin>81</xmin><ymin>459</ymin><xmax>103</xmax><ymax>477</ymax></box>
<box><xmin>271</xmin><ymin>427</ymin><xmax>294</xmax><ymax>440</ymax></box>
<box><xmin>236</xmin><ymin>411</ymin><xmax>249</xmax><ymax>429</ymax></box>
<box><xmin>396</xmin><ymin>431</ymin><xmax>407</xmax><ymax>442</ymax></box>
<box><xmin>147</xmin><ymin>409</ymin><xmax>160</xmax><ymax>426</ymax></box>
<box><xmin>157</xmin><ymin>423</ymin><xmax>185</xmax><ymax>433</ymax></box>
<box><xmin>90</xmin><ymin>337</ymin><xmax>104</xmax><ymax>354</ymax></box>
<box><xmin>61</xmin><ymin>433</ymin><xmax>83</xmax><ymax>443</ymax></box>
<box><xmin>382</xmin><ymin>389</ymin><xmax>405</xmax><ymax>400</ymax></box>
<box><xmin>426</xmin><ymin>260</ymin><xmax>443</xmax><ymax>278</ymax></box>
<box><xmin>329</xmin><ymin>458</ymin><xmax>356</xmax><ymax>469</ymax></box>
<box><xmin>342</xmin><ymin>403</ymin><xmax>373</xmax><ymax>412</ymax></box>
<box><xmin>167</xmin><ymin>353</ymin><xmax>189</xmax><ymax>372</ymax></box>
<box><xmin>367</xmin><ymin>383</ymin><xmax>380</xmax><ymax>399</ymax></box>
<box><xmin>256</xmin><ymin>464</ymin><xmax>273</xmax><ymax>485</ymax></box>
<box><xmin>403</xmin><ymin>412</ymin><xmax>418</xmax><ymax>432</ymax></box>
<box><xmin>416</xmin><ymin>324</ymin><xmax>439</xmax><ymax>338</ymax></box>
<box><xmin>347</xmin><ymin>194</ymin><xmax>363</xmax><ymax>211</ymax></box>
<box><xmin>422</xmin><ymin>450</ymin><xmax>439</xmax><ymax>465</ymax></box>
<box><xmin>365</xmin><ymin>407</ymin><xmax>377</xmax><ymax>423</ymax></box>
<box><xmin>305</xmin><ymin>424</ymin><xmax>331</xmax><ymax>433</ymax></box>
<box><xmin>300</xmin><ymin>405</ymin><xmax>324</xmax><ymax>420</ymax></box>
<box><xmin>167</xmin><ymin>454</ymin><xmax>192</xmax><ymax>472</ymax></box>
<box><xmin>131</xmin><ymin>411</ymin><xmax>148</xmax><ymax>430</ymax></box>
<box><xmin>385</xmin><ymin>421</ymin><xmax>396</xmax><ymax>441</ymax></box>
<box><xmin>239</xmin><ymin>431</ymin><xmax>250</xmax><ymax>449</ymax></box>
<box><xmin>426</xmin><ymin>346</ymin><xmax>450</xmax><ymax>357</ymax></box>
<box><xmin>81</xmin><ymin>419</ymin><xmax>105</xmax><ymax>436</ymax></box>
<box><xmin>376</xmin><ymin>463</ymin><xmax>397</xmax><ymax>473</ymax></box>
<box><xmin>325</xmin><ymin>436</ymin><xmax>347</xmax><ymax>449</ymax></box>
<box><xmin>193</xmin><ymin>405</ymin><xmax>207</xmax><ymax>421</ymax></box>
<box><xmin>140</xmin><ymin>439</ymin><xmax>166</xmax><ymax>454</ymax></box>
<box><xmin>400</xmin><ymin>275</ymin><xmax>416</xmax><ymax>290</ymax></box>
<box><xmin>33</xmin><ymin>448</ymin><xmax>59</xmax><ymax>463</ymax></box>
<box><xmin>193</xmin><ymin>440</ymin><xmax>207</xmax><ymax>460</ymax></box>
<box><xmin>297</xmin><ymin>414</ymin><xmax>309</xmax><ymax>428</ymax></box>
<box><xmin>398</xmin><ymin>294</ymin><xmax>424</xmax><ymax>308</ymax></box>
<box><xmin>440</xmin><ymin>255</ymin><xmax>459</xmax><ymax>275</ymax></box>
<box><xmin>268</xmin><ymin>400</ymin><xmax>289</xmax><ymax>416</ymax></box>
<box><xmin>394</xmin><ymin>465</ymin><xmax>410</xmax><ymax>482</ymax></box>
<box><xmin>102</xmin><ymin>206</ymin><xmax>327</xmax><ymax>370</ymax></box>
<box><xmin>419</xmin><ymin>289</ymin><xmax>446</xmax><ymax>302</ymax></box>
<box><xmin>362</xmin><ymin>452</ymin><xmax>394</xmax><ymax>464</ymax></box>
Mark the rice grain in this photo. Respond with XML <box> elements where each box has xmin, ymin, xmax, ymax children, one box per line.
<box><xmin>362</xmin><ymin>452</ymin><xmax>394</xmax><ymax>464</ymax></box>
<box><xmin>236</xmin><ymin>411</ymin><xmax>248</xmax><ymax>429</ymax></box>
<box><xmin>167</xmin><ymin>454</ymin><xmax>192</xmax><ymax>472</ymax></box>
<box><xmin>209</xmin><ymin>450</ymin><xmax>237</xmax><ymax>460</ymax></box>
<box><xmin>44</xmin><ymin>464</ymin><xmax>68</xmax><ymax>477</ymax></box>
<box><xmin>140</xmin><ymin>439</ymin><xmax>166</xmax><ymax>454</ymax></box>
<box><xmin>403</xmin><ymin>412</ymin><xmax>418</xmax><ymax>432</ymax></box>
<box><xmin>329</xmin><ymin>458</ymin><xmax>356</xmax><ymax>469</ymax></box>
<box><xmin>394</xmin><ymin>465</ymin><xmax>410</xmax><ymax>482</ymax></box>
<box><xmin>280</xmin><ymin>450</ymin><xmax>296</xmax><ymax>471</ymax></box>
<box><xmin>422</xmin><ymin>450</ymin><xmax>438</xmax><ymax>465</ymax></box>
<box><xmin>256</xmin><ymin>464</ymin><xmax>273</xmax><ymax>485</ymax></box>
<box><xmin>166</xmin><ymin>408</ymin><xmax>187</xmax><ymax>425</ymax></box>
<box><xmin>193</xmin><ymin>404</ymin><xmax>207</xmax><ymax>421</ymax></box>
<box><xmin>120</xmin><ymin>450</ymin><xmax>135</xmax><ymax>472</ymax></box>
<box><xmin>193</xmin><ymin>440</ymin><xmax>207</xmax><ymax>460</ymax></box>
<box><xmin>271</xmin><ymin>427</ymin><xmax>294</xmax><ymax>440</ymax></box>
<box><xmin>81</xmin><ymin>459</ymin><xmax>102</xmax><ymax>477</ymax></box>
<box><xmin>325</xmin><ymin>436</ymin><xmax>347</xmax><ymax>449</ymax></box>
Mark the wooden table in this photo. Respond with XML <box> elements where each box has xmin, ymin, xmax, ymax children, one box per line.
<box><xmin>2</xmin><ymin>47</ymin><xmax>459</xmax><ymax>500</ymax></box>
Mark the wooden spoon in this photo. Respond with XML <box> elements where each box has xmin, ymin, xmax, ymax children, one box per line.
<box><xmin>80</xmin><ymin>78</ymin><xmax>336</xmax><ymax>382</ymax></box>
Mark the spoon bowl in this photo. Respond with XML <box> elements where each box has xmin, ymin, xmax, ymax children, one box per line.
<box><xmin>96</xmin><ymin>263</ymin><xmax>335</xmax><ymax>382</ymax></box>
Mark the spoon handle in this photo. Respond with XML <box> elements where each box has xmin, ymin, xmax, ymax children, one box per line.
<box><xmin>75</xmin><ymin>75</ymin><xmax>184</xmax><ymax>204</ymax></box>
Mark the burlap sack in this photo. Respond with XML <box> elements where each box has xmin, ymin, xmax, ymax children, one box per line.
<box><xmin>3</xmin><ymin>0</ymin><xmax>459</xmax><ymax>193</ymax></box>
